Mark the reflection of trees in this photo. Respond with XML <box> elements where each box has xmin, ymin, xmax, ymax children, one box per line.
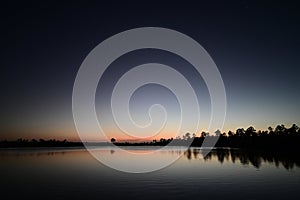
<box><xmin>183</xmin><ymin>148</ymin><xmax>299</xmax><ymax>170</ymax></box>
<box><xmin>216</xmin><ymin>150</ymin><xmax>230</xmax><ymax>163</ymax></box>
<box><xmin>248</xmin><ymin>154</ymin><xmax>262</xmax><ymax>168</ymax></box>
<box><xmin>193</xmin><ymin>148</ymin><xmax>199</xmax><ymax>159</ymax></box>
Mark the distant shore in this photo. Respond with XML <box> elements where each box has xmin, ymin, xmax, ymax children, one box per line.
<box><xmin>1</xmin><ymin>124</ymin><xmax>299</xmax><ymax>150</ymax></box>
<box><xmin>0</xmin><ymin>136</ymin><xmax>298</xmax><ymax>151</ymax></box>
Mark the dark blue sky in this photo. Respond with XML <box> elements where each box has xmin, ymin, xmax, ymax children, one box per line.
<box><xmin>1</xmin><ymin>1</ymin><xmax>299</xmax><ymax>140</ymax></box>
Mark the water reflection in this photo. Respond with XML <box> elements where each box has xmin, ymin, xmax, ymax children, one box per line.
<box><xmin>0</xmin><ymin>147</ymin><xmax>299</xmax><ymax>200</ymax></box>
<box><xmin>1</xmin><ymin>147</ymin><xmax>299</xmax><ymax>170</ymax></box>
<box><xmin>184</xmin><ymin>148</ymin><xmax>300</xmax><ymax>170</ymax></box>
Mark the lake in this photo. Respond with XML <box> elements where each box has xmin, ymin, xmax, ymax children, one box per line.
<box><xmin>0</xmin><ymin>147</ymin><xmax>299</xmax><ymax>200</ymax></box>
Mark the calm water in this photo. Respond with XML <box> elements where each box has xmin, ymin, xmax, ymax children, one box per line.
<box><xmin>0</xmin><ymin>147</ymin><xmax>299</xmax><ymax>200</ymax></box>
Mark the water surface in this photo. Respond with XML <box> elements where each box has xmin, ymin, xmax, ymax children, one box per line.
<box><xmin>0</xmin><ymin>147</ymin><xmax>299</xmax><ymax>200</ymax></box>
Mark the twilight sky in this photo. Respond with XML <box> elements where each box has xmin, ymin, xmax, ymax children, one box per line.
<box><xmin>1</xmin><ymin>1</ymin><xmax>299</xmax><ymax>141</ymax></box>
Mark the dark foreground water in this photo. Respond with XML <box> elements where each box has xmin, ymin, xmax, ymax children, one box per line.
<box><xmin>0</xmin><ymin>147</ymin><xmax>299</xmax><ymax>200</ymax></box>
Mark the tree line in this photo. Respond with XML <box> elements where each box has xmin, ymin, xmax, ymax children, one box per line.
<box><xmin>0</xmin><ymin>138</ymin><xmax>84</xmax><ymax>148</ymax></box>
<box><xmin>112</xmin><ymin>124</ymin><xmax>300</xmax><ymax>149</ymax></box>
<box><xmin>1</xmin><ymin>124</ymin><xmax>299</xmax><ymax>149</ymax></box>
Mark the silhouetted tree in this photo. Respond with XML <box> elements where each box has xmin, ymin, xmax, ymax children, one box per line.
<box><xmin>236</xmin><ymin>128</ymin><xmax>245</xmax><ymax>137</ymax></box>
<box><xmin>275</xmin><ymin>124</ymin><xmax>286</xmax><ymax>135</ymax></box>
<box><xmin>111</xmin><ymin>138</ymin><xmax>116</xmax><ymax>143</ymax></box>
<box><xmin>245</xmin><ymin>126</ymin><xmax>256</xmax><ymax>137</ymax></box>
<box><xmin>288</xmin><ymin>124</ymin><xmax>299</xmax><ymax>135</ymax></box>
<box><xmin>185</xmin><ymin>132</ymin><xmax>191</xmax><ymax>140</ymax></box>
<box><xmin>215</xmin><ymin>129</ymin><xmax>221</xmax><ymax>137</ymax></box>
<box><xmin>201</xmin><ymin>131</ymin><xmax>207</xmax><ymax>138</ymax></box>
<box><xmin>268</xmin><ymin>126</ymin><xmax>273</xmax><ymax>132</ymax></box>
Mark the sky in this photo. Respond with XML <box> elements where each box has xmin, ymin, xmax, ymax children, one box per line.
<box><xmin>1</xmin><ymin>1</ymin><xmax>300</xmax><ymax>141</ymax></box>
